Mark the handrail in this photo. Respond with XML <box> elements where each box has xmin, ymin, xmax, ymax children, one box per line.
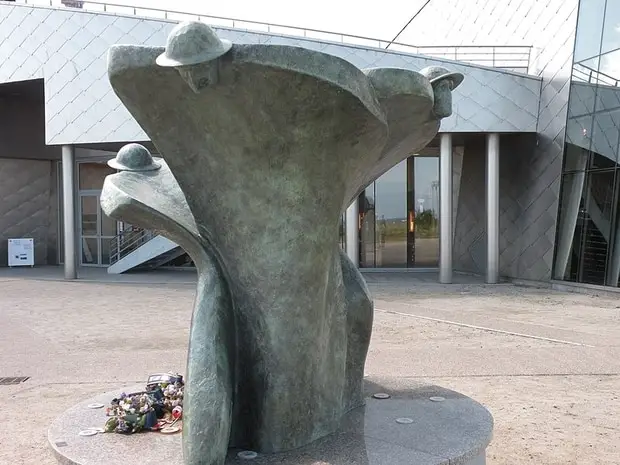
<box><xmin>109</xmin><ymin>226</ymin><xmax>154</xmax><ymax>264</ymax></box>
<box><xmin>573</xmin><ymin>62</ymin><xmax>619</xmax><ymax>87</ymax></box>
<box><xmin>14</xmin><ymin>0</ymin><xmax>532</xmax><ymax>71</ymax></box>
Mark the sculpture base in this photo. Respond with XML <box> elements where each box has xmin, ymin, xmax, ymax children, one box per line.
<box><xmin>49</xmin><ymin>378</ymin><xmax>492</xmax><ymax>465</ymax></box>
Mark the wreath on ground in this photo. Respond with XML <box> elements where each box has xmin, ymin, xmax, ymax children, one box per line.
<box><xmin>104</xmin><ymin>372</ymin><xmax>184</xmax><ymax>434</ymax></box>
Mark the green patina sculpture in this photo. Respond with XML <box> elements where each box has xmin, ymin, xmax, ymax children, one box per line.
<box><xmin>100</xmin><ymin>21</ymin><xmax>462</xmax><ymax>465</ymax></box>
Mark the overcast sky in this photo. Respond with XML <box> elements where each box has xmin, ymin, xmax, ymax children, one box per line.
<box><xmin>46</xmin><ymin>0</ymin><xmax>431</xmax><ymax>42</ymax></box>
<box><xmin>114</xmin><ymin>0</ymin><xmax>422</xmax><ymax>39</ymax></box>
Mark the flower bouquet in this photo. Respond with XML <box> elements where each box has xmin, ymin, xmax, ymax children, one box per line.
<box><xmin>104</xmin><ymin>372</ymin><xmax>184</xmax><ymax>435</ymax></box>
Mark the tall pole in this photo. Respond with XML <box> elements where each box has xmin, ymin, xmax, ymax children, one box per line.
<box><xmin>62</xmin><ymin>145</ymin><xmax>77</xmax><ymax>279</ymax></box>
<box><xmin>486</xmin><ymin>133</ymin><xmax>500</xmax><ymax>284</ymax></box>
<box><xmin>439</xmin><ymin>133</ymin><xmax>453</xmax><ymax>283</ymax></box>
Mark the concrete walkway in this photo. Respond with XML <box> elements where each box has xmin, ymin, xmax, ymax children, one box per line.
<box><xmin>0</xmin><ymin>265</ymin><xmax>497</xmax><ymax>285</ymax></box>
<box><xmin>0</xmin><ymin>265</ymin><xmax>198</xmax><ymax>284</ymax></box>
<box><xmin>0</xmin><ymin>269</ymin><xmax>618</xmax><ymax>464</ymax></box>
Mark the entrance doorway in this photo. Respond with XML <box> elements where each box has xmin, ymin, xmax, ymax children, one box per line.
<box><xmin>79</xmin><ymin>191</ymin><xmax>117</xmax><ymax>266</ymax></box>
<box><xmin>77</xmin><ymin>161</ymin><xmax>117</xmax><ymax>267</ymax></box>
<box><xmin>358</xmin><ymin>155</ymin><xmax>440</xmax><ymax>268</ymax></box>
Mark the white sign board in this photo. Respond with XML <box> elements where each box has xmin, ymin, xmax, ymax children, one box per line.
<box><xmin>8</xmin><ymin>238</ymin><xmax>34</xmax><ymax>267</ymax></box>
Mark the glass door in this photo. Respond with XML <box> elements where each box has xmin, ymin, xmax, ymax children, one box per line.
<box><xmin>412</xmin><ymin>156</ymin><xmax>440</xmax><ymax>268</ymax></box>
<box><xmin>100</xmin><ymin>200</ymin><xmax>117</xmax><ymax>266</ymax></box>
<box><xmin>357</xmin><ymin>155</ymin><xmax>439</xmax><ymax>268</ymax></box>
<box><xmin>79</xmin><ymin>192</ymin><xmax>117</xmax><ymax>266</ymax></box>
<box><xmin>80</xmin><ymin>193</ymin><xmax>99</xmax><ymax>266</ymax></box>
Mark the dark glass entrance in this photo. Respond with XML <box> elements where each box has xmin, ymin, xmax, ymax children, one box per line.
<box><xmin>358</xmin><ymin>155</ymin><xmax>439</xmax><ymax>268</ymax></box>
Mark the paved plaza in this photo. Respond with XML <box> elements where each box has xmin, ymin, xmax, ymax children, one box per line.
<box><xmin>0</xmin><ymin>268</ymin><xmax>618</xmax><ymax>464</ymax></box>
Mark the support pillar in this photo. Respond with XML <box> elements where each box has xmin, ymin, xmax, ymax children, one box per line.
<box><xmin>439</xmin><ymin>133</ymin><xmax>453</xmax><ymax>284</ymax></box>
<box><xmin>486</xmin><ymin>133</ymin><xmax>500</xmax><ymax>284</ymax></box>
<box><xmin>345</xmin><ymin>198</ymin><xmax>359</xmax><ymax>267</ymax></box>
<box><xmin>62</xmin><ymin>145</ymin><xmax>77</xmax><ymax>279</ymax></box>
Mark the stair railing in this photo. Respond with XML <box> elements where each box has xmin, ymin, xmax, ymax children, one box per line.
<box><xmin>109</xmin><ymin>226</ymin><xmax>155</xmax><ymax>265</ymax></box>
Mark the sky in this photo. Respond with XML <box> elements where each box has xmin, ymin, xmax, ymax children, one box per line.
<box><xmin>116</xmin><ymin>0</ymin><xmax>419</xmax><ymax>40</ymax></box>
<box><xmin>43</xmin><ymin>0</ymin><xmax>433</xmax><ymax>42</ymax></box>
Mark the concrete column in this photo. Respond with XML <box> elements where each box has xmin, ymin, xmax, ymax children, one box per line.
<box><xmin>486</xmin><ymin>133</ymin><xmax>500</xmax><ymax>284</ymax></box>
<box><xmin>439</xmin><ymin>133</ymin><xmax>453</xmax><ymax>284</ymax></box>
<box><xmin>345</xmin><ymin>198</ymin><xmax>359</xmax><ymax>267</ymax></box>
<box><xmin>62</xmin><ymin>145</ymin><xmax>77</xmax><ymax>279</ymax></box>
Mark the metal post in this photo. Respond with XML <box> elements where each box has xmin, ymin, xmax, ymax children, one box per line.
<box><xmin>439</xmin><ymin>133</ymin><xmax>453</xmax><ymax>284</ymax></box>
<box><xmin>345</xmin><ymin>198</ymin><xmax>359</xmax><ymax>267</ymax></box>
<box><xmin>62</xmin><ymin>145</ymin><xmax>77</xmax><ymax>280</ymax></box>
<box><xmin>486</xmin><ymin>133</ymin><xmax>500</xmax><ymax>284</ymax></box>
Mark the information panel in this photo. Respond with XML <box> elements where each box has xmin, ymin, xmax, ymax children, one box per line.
<box><xmin>8</xmin><ymin>238</ymin><xmax>34</xmax><ymax>267</ymax></box>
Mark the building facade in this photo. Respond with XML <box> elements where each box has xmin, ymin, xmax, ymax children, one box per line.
<box><xmin>553</xmin><ymin>0</ymin><xmax>620</xmax><ymax>287</ymax></box>
<box><xmin>0</xmin><ymin>0</ymin><xmax>618</xmax><ymax>290</ymax></box>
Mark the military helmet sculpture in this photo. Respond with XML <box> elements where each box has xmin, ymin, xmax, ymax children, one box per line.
<box><xmin>102</xmin><ymin>20</ymin><xmax>465</xmax><ymax>465</ymax></box>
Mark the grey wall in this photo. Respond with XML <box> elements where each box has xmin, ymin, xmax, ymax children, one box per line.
<box><xmin>0</xmin><ymin>91</ymin><xmax>61</xmax><ymax>266</ymax></box>
<box><xmin>454</xmin><ymin>134</ymin><xmax>547</xmax><ymax>278</ymax></box>
<box><xmin>0</xmin><ymin>158</ymin><xmax>58</xmax><ymax>266</ymax></box>
<box><xmin>0</xmin><ymin>93</ymin><xmax>60</xmax><ymax>161</ymax></box>
<box><xmin>512</xmin><ymin>2</ymin><xmax>579</xmax><ymax>281</ymax></box>
<box><xmin>453</xmin><ymin>138</ymin><xmax>486</xmax><ymax>274</ymax></box>
<box><xmin>0</xmin><ymin>3</ymin><xmax>540</xmax><ymax>145</ymax></box>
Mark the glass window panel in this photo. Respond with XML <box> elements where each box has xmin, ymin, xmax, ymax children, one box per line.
<box><xmin>590</xmin><ymin>110</ymin><xmax>620</xmax><ymax>168</ymax></box>
<box><xmin>590</xmin><ymin>84</ymin><xmax>620</xmax><ymax>166</ymax></box>
<box><xmin>573</xmin><ymin>0</ymin><xmax>605</xmax><ymax>63</ymax></box>
<box><xmin>579</xmin><ymin>170</ymin><xmax>616</xmax><ymax>285</ymax></box>
<box><xmin>375</xmin><ymin>161</ymin><xmax>407</xmax><ymax>268</ymax></box>
<box><xmin>414</xmin><ymin>157</ymin><xmax>439</xmax><ymax>267</ymax></box>
<box><xmin>407</xmin><ymin>157</ymin><xmax>415</xmax><ymax>267</ymax></box>
<box><xmin>81</xmin><ymin>237</ymin><xmax>99</xmax><ymax>265</ymax></box>
<box><xmin>595</xmin><ymin>53</ymin><xmax>620</xmax><ymax>95</ymax></box>
<box><xmin>567</xmin><ymin>81</ymin><xmax>597</xmax><ymax>117</ymax></box>
<box><xmin>573</xmin><ymin>57</ymin><xmax>601</xmax><ymax>84</ymax></box>
<box><xmin>101</xmin><ymin>238</ymin><xmax>111</xmax><ymax>266</ymax></box>
<box><xmin>606</xmin><ymin>171</ymin><xmax>620</xmax><ymax>287</ymax></box>
<box><xmin>565</xmin><ymin>81</ymin><xmax>596</xmax><ymax>156</ymax></box>
<box><xmin>601</xmin><ymin>0</ymin><xmax>620</xmax><ymax>56</ymax></box>
<box><xmin>80</xmin><ymin>196</ymin><xmax>98</xmax><ymax>236</ymax></box>
<box><xmin>101</xmin><ymin>210</ymin><xmax>117</xmax><ymax>237</ymax></box>
<box><xmin>359</xmin><ymin>186</ymin><xmax>376</xmax><ymax>268</ymax></box>
<box><xmin>554</xmin><ymin>172</ymin><xmax>587</xmax><ymax>281</ymax></box>
<box><xmin>563</xmin><ymin>143</ymin><xmax>590</xmax><ymax>172</ymax></box>
<box><xmin>596</xmin><ymin>49</ymin><xmax>620</xmax><ymax>86</ymax></box>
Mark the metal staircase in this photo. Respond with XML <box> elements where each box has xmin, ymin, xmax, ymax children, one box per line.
<box><xmin>107</xmin><ymin>226</ymin><xmax>185</xmax><ymax>274</ymax></box>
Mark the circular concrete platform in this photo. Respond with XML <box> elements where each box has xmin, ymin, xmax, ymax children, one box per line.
<box><xmin>49</xmin><ymin>377</ymin><xmax>493</xmax><ymax>465</ymax></box>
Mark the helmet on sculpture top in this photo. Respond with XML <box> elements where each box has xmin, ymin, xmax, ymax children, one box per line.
<box><xmin>108</xmin><ymin>144</ymin><xmax>161</xmax><ymax>172</ymax></box>
<box><xmin>156</xmin><ymin>21</ymin><xmax>232</xmax><ymax>67</ymax></box>
<box><xmin>420</xmin><ymin>66</ymin><xmax>464</xmax><ymax>90</ymax></box>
